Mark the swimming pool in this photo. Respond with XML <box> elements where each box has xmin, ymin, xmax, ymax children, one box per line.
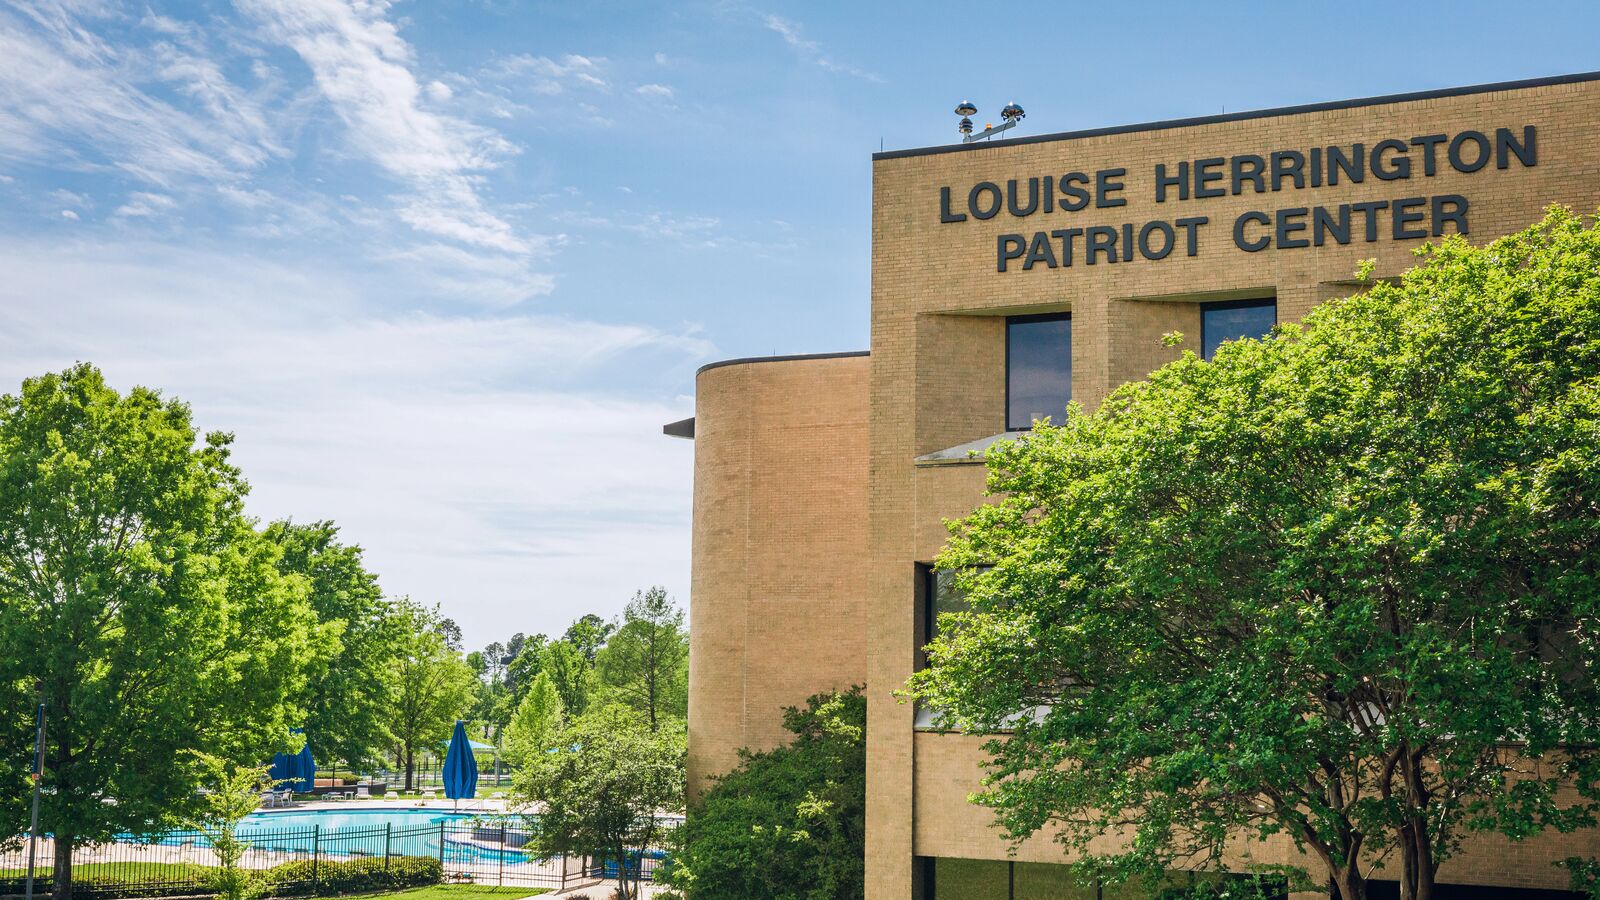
<box><xmin>153</xmin><ymin>808</ymin><xmax>532</xmax><ymax>865</ymax></box>
<box><xmin>242</xmin><ymin>809</ymin><xmax>465</xmax><ymax>831</ymax></box>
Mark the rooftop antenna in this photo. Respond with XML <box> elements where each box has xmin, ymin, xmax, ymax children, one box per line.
<box><xmin>954</xmin><ymin>100</ymin><xmax>1025</xmax><ymax>143</ymax></box>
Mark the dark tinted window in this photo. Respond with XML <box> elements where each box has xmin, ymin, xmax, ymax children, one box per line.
<box><xmin>1006</xmin><ymin>314</ymin><xmax>1071</xmax><ymax>430</ymax></box>
<box><xmin>1201</xmin><ymin>298</ymin><xmax>1276</xmax><ymax>361</ymax></box>
<box><xmin>922</xmin><ymin>568</ymin><xmax>969</xmax><ymax>650</ymax></box>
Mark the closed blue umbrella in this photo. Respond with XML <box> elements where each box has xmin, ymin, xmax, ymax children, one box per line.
<box><xmin>292</xmin><ymin>735</ymin><xmax>315</xmax><ymax>794</ymax></box>
<box><xmin>267</xmin><ymin>751</ymin><xmax>296</xmax><ymax>789</ymax></box>
<box><xmin>442</xmin><ymin>720</ymin><xmax>477</xmax><ymax>804</ymax></box>
<box><xmin>266</xmin><ymin>729</ymin><xmax>313</xmax><ymax>795</ymax></box>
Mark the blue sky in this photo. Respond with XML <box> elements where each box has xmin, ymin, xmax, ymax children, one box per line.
<box><xmin>0</xmin><ymin>0</ymin><xmax>1596</xmax><ymax>648</ymax></box>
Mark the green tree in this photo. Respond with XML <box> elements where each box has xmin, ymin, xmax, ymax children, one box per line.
<box><xmin>266</xmin><ymin>520</ymin><xmax>402</xmax><ymax>771</ymax></box>
<box><xmin>563</xmin><ymin>613</ymin><xmax>613</xmax><ymax>665</ymax></box>
<box><xmin>495</xmin><ymin>633</ymin><xmax>547</xmax><ymax>728</ymax></box>
<box><xmin>513</xmin><ymin>704</ymin><xmax>684</xmax><ymax>900</ymax></box>
<box><xmin>596</xmin><ymin>587</ymin><xmax>688</xmax><ymax>732</ymax></box>
<box><xmin>905</xmin><ymin>210</ymin><xmax>1600</xmax><ymax>900</ymax></box>
<box><xmin>0</xmin><ymin>365</ymin><xmax>314</xmax><ymax>900</ymax></box>
<box><xmin>540</xmin><ymin>639</ymin><xmax>593</xmax><ymax>719</ymax></box>
<box><xmin>664</xmin><ymin>688</ymin><xmax>865</xmax><ymax>900</ymax></box>
<box><xmin>502</xmin><ymin>672</ymin><xmax>564</xmax><ymax>767</ymax></box>
<box><xmin>183</xmin><ymin>753</ymin><xmax>273</xmax><ymax>900</ymax></box>
<box><xmin>391</xmin><ymin>600</ymin><xmax>476</xmax><ymax>791</ymax></box>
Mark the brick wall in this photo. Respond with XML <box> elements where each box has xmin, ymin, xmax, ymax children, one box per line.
<box><xmin>687</xmin><ymin>354</ymin><xmax>870</xmax><ymax>797</ymax></box>
<box><xmin>867</xmin><ymin>76</ymin><xmax>1600</xmax><ymax>899</ymax></box>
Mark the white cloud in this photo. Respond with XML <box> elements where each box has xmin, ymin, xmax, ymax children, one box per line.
<box><xmin>763</xmin><ymin>14</ymin><xmax>817</xmax><ymax>52</ymax></box>
<box><xmin>114</xmin><ymin>191</ymin><xmax>176</xmax><ymax>217</ymax></box>
<box><xmin>238</xmin><ymin>0</ymin><xmax>535</xmax><ymax>254</ymax></box>
<box><xmin>59</xmin><ymin>209</ymin><xmax>78</xmax><ymax>220</ymax></box>
<box><xmin>0</xmin><ymin>239</ymin><xmax>706</xmax><ymax>645</ymax></box>
<box><xmin>484</xmin><ymin>53</ymin><xmax>608</xmax><ymax>94</ymax></box>
<box><xmin>761</xmin><ymin>13</ymin><xmax>881</xmax><ymax>82</ymax></box>
<box><xmin>0</xmin><ymin>3</ymin><xmax>287</xmax><ymax>185</ymax></box>
<box><xmin>635</xmin><ymin>83</ymin><xmax>673</xmax><ymax>99</ymax></box>
<box><xmin>426</xmin><ymin>80</ymin><xmax>452</xmax><ymax>102</ymax></box>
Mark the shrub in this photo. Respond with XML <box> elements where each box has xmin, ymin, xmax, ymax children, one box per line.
<box><xmin>664</xmin><ymin>688</ymin><xmax>865</xmax><ymax>899</ymax></box>
<box><xmin>256</xmin><ymin>856</ymin><xmax>443</xmax><ymax>896</ymax></box>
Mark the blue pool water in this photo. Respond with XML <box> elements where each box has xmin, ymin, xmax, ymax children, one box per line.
<box><xmin>241</xmin><ymin>809</ymin><xmax>464</xmax><ymax>831</ymax></box>
<box><xmin>152</xmin><ymin>808</ymin><xmax>530</xmax><ymax>865</ymax></box>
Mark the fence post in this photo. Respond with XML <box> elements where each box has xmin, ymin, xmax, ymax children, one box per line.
<box><xmin>384</xmin><ymin>823</ymin><xmax>393</xmax><ymax>871</ymax></box>
<box><xmin>497</xmin><ymin>824</ymin><xmax>504</xmax><ymax>886</ymax></box>
<box><xmin>437</xmin><ymin>820</ymin><xmax>445</xmax><ymax>870</ymax></box>
<box><xmin>312</xmin><ymin>825</ymin><xmax>320</xmax><ymax>891</ymax></box>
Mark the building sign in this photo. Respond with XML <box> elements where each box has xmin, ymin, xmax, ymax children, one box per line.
<box><xmin>935</xmin><ymin>126</ymin><xmax>1538</xmax><ymax>272</ymax></box>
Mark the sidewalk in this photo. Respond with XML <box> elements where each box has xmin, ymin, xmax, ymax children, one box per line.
<box><xmin>544</xmin><ymin>878</ymin><xmax>672</xmax><ymax>898</ymax></box>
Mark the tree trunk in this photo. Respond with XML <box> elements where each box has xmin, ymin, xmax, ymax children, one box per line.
<box><xmin>51</xmin><ymin>834</ymin><xmax>73</xmax><ymax>900</ymax></box>
<box><xmin>403</xmin><ymin>747</ymin><xmax>415</xmax><ymax>792</ymax></box>
<box><xmin>1333</xmin><ymin>871</ymin><xmax>1366</xmax><ymax>900</ymax></box>
<box><xmin>614</xmin><ymin>843</ymin><xmax>632</xmax><ymax>900</ymax></box>
<box><xmin>1397</xmin><ymin>819</ymin><xmax>1436</xmax><ymax>900</ymax></box>
<box><xmin>49</xmin><ymin>708</ymin><xmax>73</xmax><ymax>900</ymax></box>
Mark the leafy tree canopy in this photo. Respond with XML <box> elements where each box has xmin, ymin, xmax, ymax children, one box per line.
<box><xmin>514</xmin><ymin>704</ymin><xmax>684</xmax><ymax>900</ymax></box>
<box><xmin>184</xmin><ymin>753</ymin><xmax>273</xmax><ymax>900</ymax></box>
<box><xmin>664</xmin><ymin>688</ymin><xmax>866</xmax><ymax>900</ymax></box>
<box><xmin>390</xmin><ymin>599</ymin><xmax>477</xmax><ymax>791</ymax></box>
<box><xmin>503</xmin><ymin>671</ymin><xmax>564</xmax><ymax>767</ymax></box>
<box><xmin>265</xmin><ymin>520</ymin><xmax>402</xmax><ymax>770</ymax></box>
<box><xmin>905</xmin><ymin>210</ymin><xmax>1600</xmax><ymax>900</ymax></box>
<box><xmin>596</xmin><ymin>587</ymin><xmax>688</xmax><ymax>732</ymax></box>
<box><xmin>563</xmin><ymin>613</ymin><xmax>613</xmax><ymax>665</ymax></box>
<box><xmin>0</xmin><ymin>364</ymin><xmax>314</xmax><ymax>899</ymax></box>
<box><xmin>540</xmin><ymin>638</ymin><xmax>594</xmax><ymax>720</ymax></box>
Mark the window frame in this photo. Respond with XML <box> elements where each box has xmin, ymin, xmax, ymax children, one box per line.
<box><xmin>1199</xmin><ymin>296</ymin><xmax>1277</xmax><ymax>361</ymax></box>
<box><xmin>1004</xmin><ymin>311</ymin><xmax>1073</xmax><ymax>432</ymax></box>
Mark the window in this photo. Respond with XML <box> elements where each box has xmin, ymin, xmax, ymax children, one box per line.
<box><xmin>1200</xmin><ymin>297</ymin><xmax>1276</xmax><ymax>361</ymax></box>
<box><xmin>1006</xmin><ymin>313</ymin><xmax>1071</xmax><ymax>431</ymax></box>
<box><xmin>921</xmin><ymin>567</ymin><xmax>970</xmax><ymax>653</ymax></box>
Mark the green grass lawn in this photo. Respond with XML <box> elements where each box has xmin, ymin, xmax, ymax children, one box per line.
<box><xmin>0</xmin><ymin>862</ymin><xmax>210</xmax><ymax>882</ymax></box>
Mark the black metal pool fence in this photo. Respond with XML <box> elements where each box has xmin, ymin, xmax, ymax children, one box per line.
<box><xmin>0</xmin><ymin>817</ymin><xmax>677</xmax><ymax>897</ymax></box>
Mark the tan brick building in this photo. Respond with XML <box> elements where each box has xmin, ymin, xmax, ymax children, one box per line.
<box><xmin>669</xmin><ymin>72</ymin><xmax>1600</xmax><ymax>899</ymax></box>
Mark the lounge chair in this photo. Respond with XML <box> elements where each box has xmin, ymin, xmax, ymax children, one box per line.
<box><xmin>384</xmin><ymin>790</ymin><xmax>399</xmax><ymax>801</ymax></box>
<box><xmin>355</xmin><ymin>785</ymin><xmax>370</xmax><ymax>800</ymax></box>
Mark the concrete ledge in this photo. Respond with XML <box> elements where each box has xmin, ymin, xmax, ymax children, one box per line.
<box><xmin>914</xmin><ymin>431</ymin><xmax>1026</xmax><ymax>467</ymax></box>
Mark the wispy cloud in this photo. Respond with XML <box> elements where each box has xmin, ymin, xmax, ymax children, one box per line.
<box><xmin>635</xmin><ymin>83</ymin><xmax>674</xmax><ymax>99</ymax></box>
<box><xmin>762</xmin><ymin>13</ymin><xmax>881</xmax><ymax>82</ymax></box>
<box><xmin>550</xmin><ymin>206</ymin><xmax>797</xmax><ymax>255</ymax></box>
<box><xmin>0</xmin><ymin>3</ymin><xmax>287</xmax><ymax>185</ymax></box>
<box><xmin>0</xmin><ymin>238</ymin><xmax>705</xmax><ymax>642</ymax></box>
<box><xmin>114</xmin><ymin>191</ymin><xmax>176</xmax><ymax>217</ymax></box>
<box><xmin>484</xmin><ymin>53</ymin><xmax>608</xmax><ymax>94</ymax></box>
<box><xmin>238</xmin><ymin>0</ymin><xmax>536</xmax><ymax>255</ymax></box>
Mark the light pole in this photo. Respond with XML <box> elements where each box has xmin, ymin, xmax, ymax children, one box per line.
<box><xmin>24</xmin><ymin>702</ymin><xmax>46</xmax><ymax>900</ymax></box>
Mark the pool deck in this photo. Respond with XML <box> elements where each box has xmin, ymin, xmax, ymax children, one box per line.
<box><xmin>254</xmin><ymin>796</ymin><xmax>524</xmax><ymax>814</ymax></box>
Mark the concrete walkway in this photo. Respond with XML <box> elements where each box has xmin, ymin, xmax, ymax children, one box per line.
<box><xmin>543</xmin><ymin>878</ymin><xmax>671</xmax><ymax>898</ymax></box>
